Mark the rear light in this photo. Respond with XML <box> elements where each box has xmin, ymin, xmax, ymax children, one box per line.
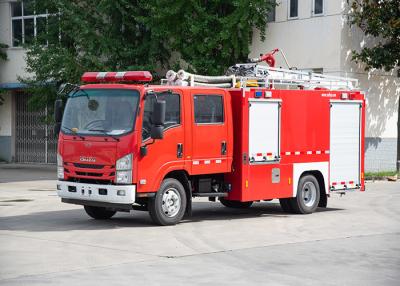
<box><xmin>81</xmin><ymin>71</ymin><xmax>153</xmax><ymax>83</ymax></box>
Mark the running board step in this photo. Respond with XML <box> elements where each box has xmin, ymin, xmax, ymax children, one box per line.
<box><xmin>193</xmin><ymin>192</ymin><xmax>228</xmax><ymax>197</ymax></box>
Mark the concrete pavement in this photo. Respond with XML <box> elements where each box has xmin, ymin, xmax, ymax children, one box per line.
<box><xmin>0</xmin><ymin>165</ymin><xmax>399</xmax><ymax>285</ymax></box>
<box><xmin>0</xmin><ymin>163</ymin><xmax>55</xmax><ymax>183</ymax></box>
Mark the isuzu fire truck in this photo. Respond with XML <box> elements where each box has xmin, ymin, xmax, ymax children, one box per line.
<box><xmin>55</xmin><ymin>54</ymin><xmax>365</xmax><ymax>225</ymax></box>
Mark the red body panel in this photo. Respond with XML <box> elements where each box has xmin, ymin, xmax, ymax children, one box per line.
<box><xmin>225</xmin><ymin>88</ymin><xmax>365</xmax><ymax>201</ymax></box>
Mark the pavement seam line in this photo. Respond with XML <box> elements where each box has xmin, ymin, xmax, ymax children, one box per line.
<box><xmin>159</xmin><ymin>231</ymin><xmax>400</xmax><ymax>259</ymax></box>
<box><xmin>0</xmin><ymin>232</ymin><xmax>158</xmax><ymax>258</ymax></box>
<box><xmin>1</xmin><ymin>231</ymin><xmax>399</xmax><ymax>261</ymax></box>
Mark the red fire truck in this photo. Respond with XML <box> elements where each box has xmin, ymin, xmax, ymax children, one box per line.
<box><xmin>55</xmin><ymin>58</ymin><xmax>365</xmax><ymax>225</ymax></box>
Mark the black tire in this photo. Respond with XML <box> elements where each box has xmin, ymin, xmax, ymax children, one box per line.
<box><xmin>279</xmin><ymin>198</ymin><xmax>294</xmax><ymax>213</ymax></box>
<box><xmin>148</xmin><ymin>178</ymin><xmax>187</xmax><ymax>226</ymax></box>
<box><xmin>289</xmin><ymin>175</ymin><xmax>320</xmax><ymax>214</ymax></box>
<box><xmin>84</xmin><ymin>205</ymin><xmax>116</xmax><ymax>219</ymax></box>
<box><xmin>220</xmin><ymin>198</ymin><xmax>253</xmax><ymax>209</ymax></box>
<box><xmin>318</xmin><ymin>194</ymin><xmax>328</xmax><ymax>208</ymax></box>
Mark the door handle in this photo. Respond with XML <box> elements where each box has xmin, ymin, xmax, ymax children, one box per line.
<box><xmin>177</xmin><ymin>143</ymin><xmax>183</xmax><ymax>158</ymax></box>
<box><xmin>221</xmin><ymin>141</ymin><xmax>227</xmax><ymax>155</ymax></box>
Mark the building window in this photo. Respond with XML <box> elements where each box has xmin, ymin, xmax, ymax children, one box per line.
<box><xmin>288</xmin><ymin>0</ymin><xmax>298</xmax><ymax>19</ymax></box>
<box><xmin>194</xmin><ymin>95</ymin><xmax>224</xmax><ymax>124</ymax></box>
<box><xmin>313</xmin><ymin>0</ymin><xmax>324</xmax><ymax>15</ymax></box>
<box><xmin>11</xmin><ymin>1</ymin><xmax>50</xmax><ymax>47</ymax></box>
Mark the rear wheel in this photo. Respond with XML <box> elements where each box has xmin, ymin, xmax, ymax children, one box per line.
<box><xmin>84</xmin><ymin>206</ymin><xmax>116</xmax><ymax>219</ymax></box>
<box><xmin>148</xmin><ymin>178</ymin><xmax>187</xmax><ymax>226</ymax></box>
<box><xmin>290</xmin><ymin>175</ymin><xmax>320</xmax><ymax>214</ymax></box>
<box><xmin>318</xmin><ymin>193</ymin><xmax>328</xmax><ymax>208</ymax></box>
<box><xmin>220</xmin><ymin>198</ymin><xmax>253</xmax><ymax>209</ymax></box>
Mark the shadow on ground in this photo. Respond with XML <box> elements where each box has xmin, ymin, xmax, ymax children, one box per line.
<box><xmin>0</xmin><ymin>201</ymin><xmax>344</xmax><ymax>232</ymax></box>
<box><xmin>0</xmin><ymin>165</ymin><xmax>56</xmax><ymax>183</ymax></box>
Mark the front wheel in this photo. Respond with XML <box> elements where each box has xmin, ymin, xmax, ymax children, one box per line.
<box><xmin>220</xmin><ymin>198</ymin><xmax>253</xmax><ymax>209</ymax></box>
<box><xmin>289</xmin><ymin>175</ymin><xmax>320</xmax><ymax>214</ymax></box>
<box><xmin>84</xmin><ymin>205</ymin><xmax>116</xmax><ymax>219</ymax></box>
<box><xmin>148</xmin><ymin>178</ymin><xmax>187</xmax><ymax>226</ymax></box>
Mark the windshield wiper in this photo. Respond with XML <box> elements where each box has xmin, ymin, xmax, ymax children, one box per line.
<box><xmin>61</xmin><ymin>126</ymin><xmax>85</xmax><ymax>140</ymax></box>
<box><xmin>70</xmin><ymin>88</ymin><xmax>90</xmax><ymax>100</ymax></box>
<box><xmin>88</xmin><ymin>129</ymin><xmax>120</xmax><ymax>142</ymax></box>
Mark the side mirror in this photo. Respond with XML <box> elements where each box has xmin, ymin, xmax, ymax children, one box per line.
<box><xmin>54</xmin><ymin>99</ymin><xmax>63</xmax><ymax>123</ymax></box>
<box><xmin>150</xmin><ymin>125</ymin><xmax>164</xmax><ymax>140</ymax></box>
<box><xmin>54</xmin><ymin>122</ymin><xmax>61</xmax><ymax>136</ymax></box>
<box><xmin>152</xmin><ymin>100</ymin><xmax>166</xmax><ymax>126</ymax></box>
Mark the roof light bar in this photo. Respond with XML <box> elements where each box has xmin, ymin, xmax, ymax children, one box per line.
<box><xmin>81</xmin><ymin>71</ymin><xmax>153</xmax><ymax>83</ymax></box>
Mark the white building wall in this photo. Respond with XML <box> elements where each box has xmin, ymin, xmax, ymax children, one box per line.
<box><xmin>340</xmin><ymin>19</ymin><xmax>399</xmax><ymax>139</ymax></box>
<box><xmin>0</xmin><ymin>0</ymin><xmax>28</xmax><ymax>162</ymax></box>
<box><xmin>0</xmin><ymin>0</ymin><xmax>30</xmax><ymax>84</ymax></box>
<box><xmin>0</xmin><ymin>92</ymin><xmax>13</xmax><ymax>161</ymax></box>
<box><xmin>250</xmin><ymin>0</ymin><xmax>343</xmax><ymax>73</ymax></box>
<box><xmin>339</xmin><ymin>3</ymin><xmax>399</xmax><ymax>171</ymax></box>
<box><xmin>0</xmin><ymin>92</ymin><xmax>11</xmax><ymax>136</ymax></box>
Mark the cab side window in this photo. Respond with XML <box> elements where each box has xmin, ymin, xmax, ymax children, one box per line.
<box><xmin>142</xmin><ymin>93</ymin><xmax>181</xmax><ymax>141</ymax></box>
<box><xmin>194</xmin><ymin>95</ymin><xmax>224</xmax><ymax>124</ymax></box>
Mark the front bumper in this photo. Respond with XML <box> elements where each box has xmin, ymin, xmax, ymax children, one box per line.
<box><xmin>57</xmin><ymin>180</ymin><xmax>136</xmax><ymax>205</ymax></box>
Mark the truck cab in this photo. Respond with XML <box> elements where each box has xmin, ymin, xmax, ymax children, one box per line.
<box><xmin>56</xmin><ymin>71</ymin><xmax>233</xmax><ymax>225</ymax></box>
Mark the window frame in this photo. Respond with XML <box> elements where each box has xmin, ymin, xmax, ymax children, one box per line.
<box><xmin>287</xmin><ymin>0</ymin><xmax>299</xmax><ymax>20</ymax></box>
<box><xmin>193</xmin><ymin>94</ymin><xmax>225</xmax><ymax>125</ymax></box>
<box><xmin>141</xmin><ymin>92</ymin><xmax>182</xmax><ymax>142</ymax></box>
<box><xmin>61</xmin><ymin>88</ymin><xmax>141</xmax><ymax>138</ymax></box>
<box><xmin>312</xmin><ymin>0</ymin><xmax>324</xmax><ymax>17</ymax></box>
<box><xmin>10</xmin><ymin>1</ymin><xmax>51</xmax><ymax>47</ymax></box>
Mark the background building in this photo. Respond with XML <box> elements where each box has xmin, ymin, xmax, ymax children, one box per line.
<box><xmin>251</xmin><ymin>0</ymin><xmax>399</xmax><ymax>172</ymax></box>
<box><xmin>0</xmin><ymin>0</ymin><xmax>56</xmax><ymax>163</ymax></box>
<box><xmin>0</xmin><ymin>0</ymin><xmax>399</xmax><ymax>171</ymax></box>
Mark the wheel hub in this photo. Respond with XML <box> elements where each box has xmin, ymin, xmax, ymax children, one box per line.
<box><xmin>161</xmin><ymin>188</ymin><xmax>181</xmax><ymax>217</ymax></box>
<box><xmin>302</xmin><ymin>182</ymin><xmax>317</xmax><ymax>207</ymax></box>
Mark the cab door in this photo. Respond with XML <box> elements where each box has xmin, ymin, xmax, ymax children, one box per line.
<box><xmin>137</xmin><ymin>91</ymin><xmax>184</xmax><ymax>192</ymax></box>
<box><xmin>190</xmin><ymin>91</ymin><xmax>229</xmax><ymax>174</ymax></box>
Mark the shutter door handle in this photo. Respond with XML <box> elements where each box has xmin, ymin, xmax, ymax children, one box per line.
<box><xmin>221</xmin><ymin>141</ymin><xmax>227</xmax><ymax>155</ymax></box>
<box><xmin>177</xmin><ymin>143</ymin><xmax>183</xmax><ymax>158</ymax></box>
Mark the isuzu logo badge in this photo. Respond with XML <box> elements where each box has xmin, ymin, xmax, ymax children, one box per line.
<box><xmin>80</xmin><ymin>156</ymin><xmax>96</xmax><ymax>162</ymax></box>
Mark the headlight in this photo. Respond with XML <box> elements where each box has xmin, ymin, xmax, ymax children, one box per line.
<box><xmin>116</xmin><ymin>154</ymin><xmax>132</xmax><ymax>170</ymax></box>
<box><xmin>115</xmin><ymin>171</ymin><xmax>132</xmax><ymax>184</ymax></box>
<box><xmin>115</xmin><ymin>154</ymin><xmax>132</xmax><ymax>184</ymax></box>
<box><xmin>57</xmin><ymin>153</ymin><xmax>64</xmax><ymax>179</ymax></box>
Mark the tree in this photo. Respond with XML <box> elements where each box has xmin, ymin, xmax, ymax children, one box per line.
<box><xmin>23</xmin><ymin>0</ymin><xmax>169</xmax><ymax>110</ymax></box>
<box><xmin>0</xmin><ymin>43</ymin><xmax>7</xmax><ymax>61</ymax></box>
<box><xmin>142</xmin><ymin>0</ymin><xmax>274</xmax><ymax>75</ymax></box>
<box><xmin>348</xmin><ymin>0</ymin><xmax>400</xmax><ymax>175</ymax></box>
<box><xmin>23</xmin><ymin>0</ymin><xmax>274</xmax><ymax>110</ymax></box>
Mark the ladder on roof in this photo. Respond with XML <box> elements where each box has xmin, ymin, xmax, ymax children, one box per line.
<box><xmin>162</xmin><ymin>64</ymin><xmax>359</xmax><ymax>91</ymax></box>
<box><xmin>233</xmin><ymin>64</ymin><xmax>359</xmax><ymax>90</ymax></box>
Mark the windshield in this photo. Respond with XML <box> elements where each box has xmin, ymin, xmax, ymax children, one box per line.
<box><xmin>61</xmin><ymin>89</ymin><xmax>139</xmax><ymax>136</ymax></box>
